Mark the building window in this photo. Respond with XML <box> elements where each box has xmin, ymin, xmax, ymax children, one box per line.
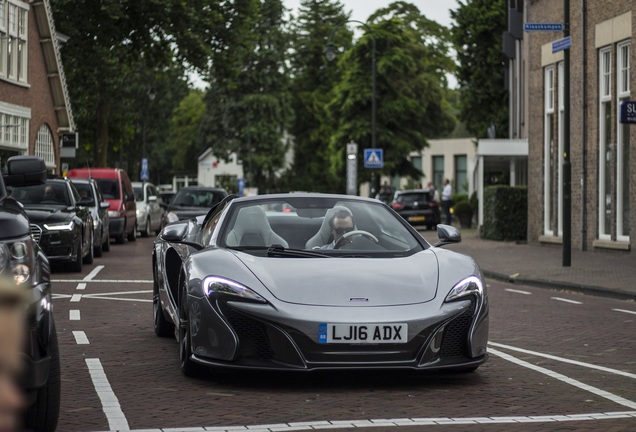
<box><xmin>35</xmin><ymin>124</ymin><xmax>55</xmax><ymax>168</ymax></box>
<box><xmin>543</xmin><ymin>66</ymin><xmax>556</xmax><ymax>236</ymax></box>
<box><xmin>432</xmin><ymin>156</ymin><xmax>444</xmax><ymax>191</ymax></box>
<box><xmin>0</xmin><ymin>0</ymin><xmax>28</xmax><ymax>83</ymax></box>
<box><xmin>598</xmin><ymin>48</ymin><xmax>612</xmax><ymax>240</ymax></box>
<box><xmin>454</xmin><ymin>155</ymin><xmax>467</xmax><ymax>194</ymax></box>
<box><xmin>617</xmin><ymin>42</ymin><xmax>630</xmax><ymax>241</ymax></box>
<box><xmin>0</xmin><ymin>111</ymin><xmax>28</xmax><ymax>151</ymax></box>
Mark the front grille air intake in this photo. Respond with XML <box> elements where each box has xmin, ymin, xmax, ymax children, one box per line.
<box><xmin>30</xmin><ymin>224</ymin><xmax>42</xmax><ymax>244</ymax></box>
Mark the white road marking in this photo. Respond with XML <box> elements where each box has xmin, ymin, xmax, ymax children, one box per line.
<box><xmin>70</xmin><ymin>294</ymin><xmax>82</xmax><ymax>302</ymax></box>
<box><xmin>52</xmin><ymin>294</ymin><xmax>73</xmax><ymax>300</ymax></box>
<box><xmin>85</xmin><ymin>358</ymin><xmax>130</xmax><ymax>431</ymax></box>
<box><xmin>489</xmin><ymin>342</ymin><xmax>636</xmax><ymax>380</ymax></box>
<box><xmin>505</xmin><ymin>288</ymin><xmax>532</xmax><ymax>295</ymax></box>
<box><xmin>84</xmin><ymin>265</ymin><xmax>105</xmax><ymax>281</ymax></box>
<box><xmin>91</xmin><ymin>411</ymin><xmax>636</xmax><ymax>432</ymax></box>
<box><xmin>72</xmin><ymin>331</ymin><xmax>89</xmax><ymax>344</ymax></box>
<box><xmin>613</xmin><ymin>309</ymin><xmax>636</xmax><ymax>316</ymax></box>
<box><xmin>81</xmin><ymin>290</ymin><xmax>152</xmax><ymax>303</ymax></box>
<box><xmin>489</xmin><ymin>348</ymin><xmax>636</xmax><ymax>409</ymax></box>
<box><xmin>551</xmin><ymin>297</ymin><xmax>582</xmax><ymax>304</ymax></box>
<box><xmin>77</xmin><ymin>282</ymin><xmax>86</xmax><ymax>290</ymax></box>
<box><xmin>69</xmin><ymin>310</ymin><xmax>80</xmax><ymax>321</ymax></box>
<box><xmin>52</xmin><ymin>279</ymin><xmax>152</xmax><ymax>284</ymax></box>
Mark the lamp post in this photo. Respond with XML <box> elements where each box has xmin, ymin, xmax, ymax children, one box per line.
<box><xmin>325</xmin><ymin>20</ymin><xmax>378</xmax><ymax>195</ymax></box>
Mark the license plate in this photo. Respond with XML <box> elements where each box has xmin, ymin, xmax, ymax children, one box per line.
<box><xmin>409</xmin><ymin>215</ymin><xmax>426</xmax><ymax>222</ymax></box>
<box><xmin>318</xmin><ymin>323</ymin><xmax>407</xmax><ymax>344</ymax></box>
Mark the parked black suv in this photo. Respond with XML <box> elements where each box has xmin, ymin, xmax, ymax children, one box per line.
<box><xmin>2</xmin><ymin>156</ymin><xmax>59</xmax><ymax>431</ymax></box>
<box><xmin>390</xmin><ymin>189</ymin><xmax>441</xmax><ymax>231</ymax></box>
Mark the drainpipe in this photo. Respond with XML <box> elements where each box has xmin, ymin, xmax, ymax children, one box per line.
<box><xmin>580</xmin><ymin>0</ymin><xmax>587</xmax><ymax>250</ymax></box>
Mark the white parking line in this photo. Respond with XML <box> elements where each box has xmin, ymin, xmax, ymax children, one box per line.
<box><xmin>84</xmin><ymin>265</ymin><xmax>105</xmax><ymax>281</ymax></box>
<box><xmin>69</xmin><ymin>310</ymin><xmax>80</xmax><ymax>321</ymax></box>
<box><xmin>489</xmin><ymin>348</ymin><xmax>636</xmax><ymax>409</ymax></box>
<box><xmin>505</xmin><ymin>288</ymin><xmax>532</xmax><ymax>295</ymax></box>
<box><xmin>77</xmin><ymin>282</ymin><xmax>86</xmax><ymax>290</ymax></box>
<box><xmin>70</xmin><ymin>294</ymin><xmax>82</xmax><ymax>302</ymax></box>
<box><xmin>489</xmin><ymin>342</ymin><xmax>636</xmax><ymax>380</ymax></box>
<box><xmin>613</xmin><ymin>309</ymin><xmax>636</xmax><ymax>315</ymax></box>
<box><xmin>52</xmin><ymin>279</ymin><xmax>152</xmax><ymax>284</ymax></box>
<box><xmin>72</xmin><ymin>331</ymin><xmax>89</xmax><ymax>344</ymax></box>
<box><xmin>85</xmin><ymin>358</ymin><xmax>130</xmax><ymax>431</ymax></box>
<box><xmin>551</xmin><ymin>297</ymin><xmax>582</xmax><ymax>304</ymax></box>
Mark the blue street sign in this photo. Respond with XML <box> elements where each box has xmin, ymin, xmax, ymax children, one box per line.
<box><xmin>363</xmin><ymin>148</ymin><xmax>383</xmax><ymax>169</ymax></box>
<box><xmin>552</xmin><ymin>36</ymin><xmax>572</xmax><ymax>53</ymax></box>
<box><xmin>620</xmin><ymin>101</ymin><xmax>636</xmax><ymax>124</ymax></box>
<box><xmin>237</xmin><ymin>178</ymin><xmax>245</xmax><ymax>196</ymax></box>
<box><xmin>524</xmin><ymin>23</ymin><xmax>563</xmax><ymax>32</ymax></box>
<box><xmin>140</xmin><ymin>158</ymin><xmax>149</xmax><ymax>182</ymax></box>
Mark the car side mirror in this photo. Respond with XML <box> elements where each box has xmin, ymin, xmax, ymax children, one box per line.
<box><xmin>148</xmin><ymin>195</ymin><xmax>157</xmax><ymax>202</ymax></box>
<box><xmin>100</xmin><ymin>201</ymin><xmax>110</xmax><ymax>210</ymax></box>
<box><xmin>4</xmin><ymin>156</ymin><xmax>47</xmax><ymax>187</ymax></box>
<box><xmin>433</xmin><ymin>224</ymin><xmax>462</xmax><ymax>247</ymax></box>
<box><xmin>78</xmin><ymin>196</ymin><xmax>95</xmax><ymax>207</ymax></box>
<box><xmin>160</xmin><ymin>222</ymin><xmax>203</xmax><ymax>250</ymax></box>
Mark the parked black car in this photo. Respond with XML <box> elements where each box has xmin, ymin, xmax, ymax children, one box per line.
<box><xmin>164</xmin><ymin>186</ymin><xmax>228</xmax><ymax>223</ymax></box>
<box><xmin>11</xmin><ymin>178</ymin><xmax>94</xmax><ymax>272</ymax></box>
<box><xmin>390</xmin><ymin>189</ymin><xmax>441</xmax><ymax>230</ymax></box>
<box><xmin>71</xmin><ymin>178</ymin><xmax>111</xmax><ymax>257</ymax></box>
<box><xmin>1</xmin><ymin>156</ymin><xmax>60</xmax><ymax>431</ymax></box>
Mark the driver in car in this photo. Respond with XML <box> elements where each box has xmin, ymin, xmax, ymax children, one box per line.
<box><xmin>42</xmin><ymin>185</ymin><xmax>56</xmax><ymax>201</ymax></box>
<box><xmin>319</xmin><ymin>209</ymin><xmax>355</xmax><ymax>250</ymax></box>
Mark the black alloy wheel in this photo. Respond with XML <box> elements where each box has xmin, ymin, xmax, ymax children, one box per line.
<box><xmin>83</xmin><ymin>230</ymin><xmax>94</xmax><ymax>264</ymax></box>
<box><xmin>153</xmin><ymin>274</ymin><xmax>174</xmax><ymax>337</ymax></box>
<box><xmin>178</xmin><ymin>276</ymin><xmax>203</xmax><ymax>377</ymax></box>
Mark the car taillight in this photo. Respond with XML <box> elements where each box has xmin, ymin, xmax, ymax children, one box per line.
<box><xmin>429</xmin><ymin>201</ymin><xmax>439</xmax><ymax>208</ymax></box>
<box><xmin>391</xmin><ymin>203</ymin><xmax>404</xmax><ymax>210</ymax></box>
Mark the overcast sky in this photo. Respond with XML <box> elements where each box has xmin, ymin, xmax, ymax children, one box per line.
<box><xmin>284</xmin><ymin>0</ymin><xmax>460</xmax><ymax>27</ymax></box>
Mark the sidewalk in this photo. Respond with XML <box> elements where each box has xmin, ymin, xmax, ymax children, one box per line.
<box><xmin>419</xmin><ymin>227</ymin><xmax>636</xmax><ymax>302</ymax></box>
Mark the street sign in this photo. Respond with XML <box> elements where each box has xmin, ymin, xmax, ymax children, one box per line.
<box><xmin>363</xmin><ymin>148</ymin><xmax>383</xmax><ymax>169</ymax></box>
<box><xmin>140</xmin><ymin>158</ymin><xmax>149</xmax><ymax>182</ymax></box>
<box><xmin>524</xmin><ymin>23</ymin><xmax>563</xmax><ymax>32</ymax></box>
<box><xmin>620</xmin><ymin>100</ymin><xmax>636</xmax><ymax>124</ymax></box>
<box><xmin>237</xmin><ymin>178</ymin><xmax>245</xmax><ymax>196</ymax></box>
<box><xmin>552</xmin><ymin>36</ymin><xmax>572</xmax><ymax>53</ymax></box>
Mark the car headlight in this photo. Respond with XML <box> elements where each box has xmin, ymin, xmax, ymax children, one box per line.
<box><xmin>43</xmin><ymin>221</ymin><xmax>75</xmax><ymax>231</ymax></box>
<box><xmin>445</xmin><ymin>276</ymin><xmax>483</xmax><ymax>303</ymax></box>
<box><xmin>0</xmin><ymin>235</ymin><xmax>36</xmax><ymax>284</ymax></box>
<box><xmin>166</xmin><ymin>212</ymin><xmax>179</xmax><ymax>223</ymax></box>
<box><xmin>202</xmin><ymin>276</ymin><xmax>266</xmax><ymax>303</ymax></box>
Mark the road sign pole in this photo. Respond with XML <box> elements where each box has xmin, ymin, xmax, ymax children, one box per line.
<box><xmin>346</xmin><ymin>142</ymin><xmax>358</xmax><ymax>195</ymax></box>
<box><xmin>563</xmin><ymin>0</ymin><xmax>571</xmax><ymax>267</ymax></box>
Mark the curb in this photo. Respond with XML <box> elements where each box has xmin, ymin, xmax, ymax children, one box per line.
<box><xmin>482</xmin><ymin>269</ymin><xmax>636</xmax><ymax>302</ymax></box>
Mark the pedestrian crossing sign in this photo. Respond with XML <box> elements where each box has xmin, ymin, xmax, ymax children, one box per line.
<box><xmin>364</xmin><ymin>148</ymin><xmax>383</xmax><ymax>168</ymax></box>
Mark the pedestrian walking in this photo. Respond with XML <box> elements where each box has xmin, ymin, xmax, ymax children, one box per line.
<box><xmin>441</xmin><ymin>179</ymin><xmax>453</xmax><ymax>225</ymax></box>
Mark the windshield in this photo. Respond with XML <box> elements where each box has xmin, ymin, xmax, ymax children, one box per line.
<box><xmin>172</xmin><ymin>189</ymin><xmax>226</xmax><ymax>208</ymax></box>
<box><xmin>95</xmin><ymin>179</ymin><xmax>120</xmax><ymax>199</ymax></box>
<box><xmin>72</xmin><ymin>182</ymin><xmax>92</xmax><ymax>200</ymax></box>
<box><xmin>133</xmin><ymin>187</ymin><xmax>143</xmax><ymax>202</ymax></box>
<box><xmin>217</xmin><ymin>197</ymin><xmax>424</xmax><ymax>255</ymax></box>
<box><xmin>11</xmin><ymin>182</ymin><xmax>72</xmax><ymax>206</ymax></box>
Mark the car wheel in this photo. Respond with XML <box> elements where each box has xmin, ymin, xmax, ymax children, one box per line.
<box><xmin>69</xmin><ymin>239</ymin><xmax>83</xmax><ymax>272</ymax></box>
<box><xmin>115</xmin><ymin>227</ymin><xmax>125</xmax><ymax>245</ymax></box>
<box><xmin>127</xmin><ymin>220</ymin><xmax>137</xmax><ymax>242</ymax></box>
<box><xmin>153</xmin><ymin>278</ymin><xmax>174</xmax><ymax>337</ymax></box>
<box><xmin>103</xmin><ymin>228</ymin><xmax>111</xmax><ymax>251</ymax></box>
<box><xmin>24</xmin><ymin>320</ymin><xmax>61</xmax><ymax>432</ymax></box>
<box><xmin>83</xmin><ymin>230</ymin><xmax>94</xmax><ymax>264</ymax></box>
<box><xmin>94</xmin><ymin>233</ymin><xmax>103</xmax><ymax>258</ymax></box>
<box><xmin>142</xmin><ymin>217</ymin><xmax>151</xmax><ymax>238</ymax></box>
<box><xmin>179</xmin><ymin>277</ymin><xmax>203</xmax><ymax>377</ymax></box>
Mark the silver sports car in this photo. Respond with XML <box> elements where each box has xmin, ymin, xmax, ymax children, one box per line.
<box><xmin>152</xmin><ymin>193</ymin><xmax>488</xmax><ymax>376</ymax></box>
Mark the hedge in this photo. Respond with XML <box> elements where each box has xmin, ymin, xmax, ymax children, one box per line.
<box><xmin>480</xmin><ymin>185</ymin><xmax>527</xmax><ymax>241</ymax></box>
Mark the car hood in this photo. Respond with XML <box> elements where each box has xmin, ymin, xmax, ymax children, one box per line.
<box><xmin>23</xmin><ymin>207</ymin><xmax>73</xmax><ymax>224</ymax></box>
<box><xmin>169</xmin><ymin>206</ymin><xmax>208</xmax><ymax>220</ymax></box>
<box><xmin>233</xmin><ymin>251</ymin><xmax>439</xmax><ymax>306</ymax></box>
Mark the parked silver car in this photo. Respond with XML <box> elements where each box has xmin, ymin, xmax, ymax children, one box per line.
<box><xmin>133</xmin><ymin>182</ymin><xmax>164</xmax><ymax>237</ymax></box>
<box><xmin>71</xmin><ymin>178</ymin><xmax>111</xmax><ymax>256</ymax></box>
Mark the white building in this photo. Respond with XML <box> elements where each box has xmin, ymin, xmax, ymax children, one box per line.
<box><xmin>197</xmin><ymin>148</ymin><xmax>243</xmax><ymax>190</ymax></box>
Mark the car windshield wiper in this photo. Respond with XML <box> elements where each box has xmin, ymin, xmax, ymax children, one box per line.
<box><xmin>227</xmin><ymin>245</ymin><xmax>331</xmax><ymax>257</ymax></box>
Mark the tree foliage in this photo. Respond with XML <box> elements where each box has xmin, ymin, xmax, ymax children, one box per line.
<box><xmin>327</xmin><ymin>3</ymin><xmax>456</xmax><ymax>192</ymax></box>
<box><xmin>199</xmin><ymin>0</ymin><xmax>293</xmax><ymax>194</ymax></box>
<box><xmin>451</xmin><ymin>0</ymin><xmax>508</xmax><ymax>138</ymax></box>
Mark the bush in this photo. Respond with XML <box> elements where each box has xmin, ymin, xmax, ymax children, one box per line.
<box><xmin>453</xmin><ymin>200</ymin><xmax>472</xmax><ymax>215</ymax></box>
<box><xmin>480</xmin><ymin>186</ymin><xmax>527</xmax><ymax>241</ymax></box>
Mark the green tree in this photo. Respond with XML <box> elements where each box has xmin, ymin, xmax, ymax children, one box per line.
<box><xmin>200</xmin><ymin>0</ymin><xmax>293</xmax><ymax>193</ymax></box>
<box><xmin>451</xmin><ymin>0</ymin><xmax>508</xmax><ymax>138</ymax></box>
<box><xmin>327</xmin><ymin>6</ymin><xmax>455</xmax><ymax>193</ymax></box>
<box><xmin>51</xmin><ymin>0</ymin><xmax>257</xmax><ymax>168</ymax></box>
<box><xmin>286</xmin><ymin>0</ymin><xmax>352</xmax><ymax>193</ymax></box>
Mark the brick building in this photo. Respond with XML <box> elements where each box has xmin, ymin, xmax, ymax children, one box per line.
<box><xmin>0</xmin><ymin>0</ymin><xmax>74</xmax><ymax>174</ymax></box>
<box><xmin>522</xmin><ymin>0</ymin><xmax>633</xmax><ymax>254</ymax></box>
